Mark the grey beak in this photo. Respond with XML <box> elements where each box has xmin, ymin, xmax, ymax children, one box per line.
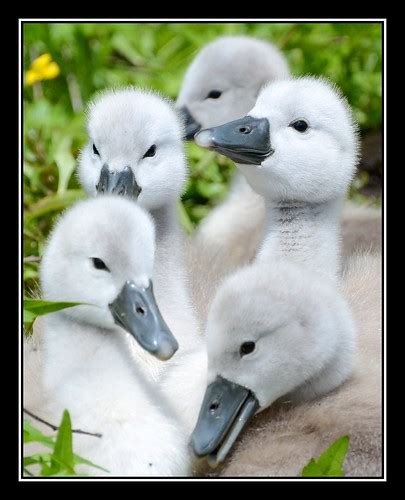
<box><xmin>190</xmin><ymin>376</ymin><xmax>259</xmax><ymax>466</ymax></box>
<box><xmin>109</xmin><ymin>280</ymin><xmax>178</xmax><ymax>361</ymax></box>
<box><xmin>96</xmin><ymin>165</ymin><xmax>142</xmax><ymax>199</ymax></box>
<box><xmin>195</xmin><ymin>116</ymin><xmax>273</xmax><ymax>165</ymax></box>
<box><xmin>178</xmin><ymin>106</ymin><xmax>201</xmax><ymax>140</ymax></box>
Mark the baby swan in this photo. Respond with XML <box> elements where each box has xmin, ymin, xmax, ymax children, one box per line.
<box><xmin>39</xmin><ymin>197</ymin><xmax>190</xmax><ymax>476</ymax></box>
<box><xmin>176</xmin><ymin>36</ymin><xmax>291</xmax><ymax>322</ymax></box>
<box><xmin>176</xmin><ymin>35</ymin><xmax>290</xmax><ymax>138</ymax></box>
<box><xmin>77</xmin><ymin>88</ymin><xmax>207</xmax><ymax>431</ymax></box>
<box><xmin>218</xmin><ymin>252</ymin><xmax>382</xmax><ymax>477</ymax></box>
<box><xmin>191</xmin><ymin>259</ymin><xmax>355</xmax><ymax>467</ymax></box>
<box><xmin>77</xmin><ymin>88</ymin><xmax>198</xmax><ymax>341</ymax></box>
<box><xmin>78</xmin><ymin>89</ymin><xmax>186</xmax><ymax>218</ymax></box>
<box><xmin>196</xmin><ymin>77</ymin><xmax>359</xmax><ymax>284</ymax></box>
<box><xmin>179</xmin><ymin>38</ymin><xmax>379</xmax><ymax>289</ymax></box>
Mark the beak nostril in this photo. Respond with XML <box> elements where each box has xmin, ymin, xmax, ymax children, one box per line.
<box><xmin>209</xmin><ymin>401</ymin><xmax>219</xmax><ymax>413</ymax></box>
<box><xmin>136</xmin><ymin>306</ymin><xmax>146</xmax><ymax>316</ymax></box>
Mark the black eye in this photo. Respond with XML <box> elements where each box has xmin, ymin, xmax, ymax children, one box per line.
<box><xmin>91</xmin><ymin>257</ymin><xmax>110</xmax><ymax>272</ymax></box>
<box><xmin>290</xmin><ymin>120</ymin><xmax>309</xmax><ymax>133</ymax></box>
<box><xmin>206</xmin><ymin>90</ymin><xmax>222</xmax><ymax>99</ymax></box>
<box><xmin>143</xmin><ymin>144</ymin><xmax>156</xmax><ymax>158</ymax></box>
<box><xmin>93</xmin><ymin>144</ymin><xmax>100</xmax><ymax>156</ymax></box>
<box><xmin>240</xmin><ymin>341</ymin><xmax>255</xmax><ymax>357</ymax></box>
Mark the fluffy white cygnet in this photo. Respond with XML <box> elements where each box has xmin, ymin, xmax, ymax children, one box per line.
<box><xmin>215</xmin><ymin>252</ymin><xmax>382</xmax><ymax>477</ymax></box>
<box><xmin>178</xmin><ymin>38</ymin><xmax>380</xmax><ymax>313</ymax></box>
<box><xmin>31</xmin><ymin>197</ymin><xmax>192</xmax><ymax>476</ymax></box>
<box><xmin>196</xmin><ymin>77</ymin><xmax>359</xmax><ymax>285</ymax></box>
<box><xmin>77</xmin><ymin>87</ymin><xmax>208</xmax><ymax>431</ymax></box>
<box><xmin>177</xmin><ymin>36</ymin><xmax>291</xmax><ymax>310</ymax></box>
<box><xmin>190</xmin><ymin>258</ymin><xmax>356</xmax><ymax>467</ymax></box>
<box><xmin>176</xmin><ymin>35</ymin><xmax>290</xmax><ymax>136</ymax></box>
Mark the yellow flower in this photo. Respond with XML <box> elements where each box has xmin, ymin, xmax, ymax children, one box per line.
<box><xmin>26</xmin><ymin>53</ymin><xmax>60</xmax><ymax>86</ymax></box>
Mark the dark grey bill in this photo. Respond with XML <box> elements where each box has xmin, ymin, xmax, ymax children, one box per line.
<box><xmin>178</xmin><ymin>106</ymin><xmax>201</xmax><ymax>140</ymax></box>
<box><xmin>96</xmin><ymin>165</ymin><xmax>142</xmax><ymax>199</ymax></box>
<box><xmin>191</xmin><ymin>376</ymin><xmax>259</xmax><ymax>465</ymax></box>
<box><xmin>195</xmin><ymin>116</ymin><xmax>273</xmax><ymax>165</ymax></box>
<box><xmin>109</xmin><ymin>280</ymin><xmax>178</xmax><ymax>361</ymax></box>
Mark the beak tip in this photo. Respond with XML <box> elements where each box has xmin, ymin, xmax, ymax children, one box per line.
<box><xmin>154</xmin><ymin>335</ymin><xmax>179</xmax><ymax>361</ymax></box>
<box><xmin>195</xmin><ymin>129</ymin><xmax>213</xmax><ymax>148</ymax></box>
<box><xmin>190</xmin><ymin>436</ymin><xmax>208</xmax><ymax>458</ymax></box>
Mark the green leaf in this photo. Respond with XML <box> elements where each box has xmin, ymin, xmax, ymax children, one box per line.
<box><xmin>49</xmin><ymin>410</ymin><xmax>75</xmax><ymax>475</ymax></box>
<box><xmin>52</xmin><ymin>410</ymin><xmax>74</xmax><ymax>466</ymax></box>
<box><xmin>23</xmin><ymin>299</ymin><xmax>88</xmax><ymax>329</ymax></box>
<box><xmin>23</xmin><ymin>309</ymin><xmax>36</xmax><ymax>325</ymax></box>
<box><xmin>24</xmin><ymin>454</ymin><xmax>50</xmax><ymax>467</ymax></box>
<box><xmin>23</xmin><ymin>419</ymin><xmax>54</xmax><ymax>448</ymax></box>
<box><xmin>23</xmin><ymin>416</ymin><xmax>109</xmax><ymax>476</ymax></box>
<box><xmin>24</xmin><ymin>189</ymin><xmax>86</xmax><ymax>223</ymax></box>
<box><xmin>53</xmin><ymin>135</ymin><xmax>76</xmax><ymax>195</ymax></box>
<box><xmin>301</xmin><ymin>458</ymin><xmax>322</xmax><ymax>476</ymax></box>
<box><xmin>301</xmin><ymin>435</ymin><xmax>350</xmax><ymax>477</ymax></box>
<box><xmin>72</xmin><ymin>454</ymin><xmax>110</xmax><ymax>473</ymax></box>
<box><xmin>23</xmin><ymin>299</ymin><xmax>85</xmax><ymax>316</ymax></box>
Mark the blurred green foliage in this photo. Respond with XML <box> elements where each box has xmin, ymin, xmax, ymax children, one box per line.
<box><xmin>24</xmin><ymin>409</ymin><xmax>107</xmax><ymax>476</ymax></box>
<box><xmin>23</xmin><ymin>22</ymin><xmax>382</xmax><ymax>292</ymax></box>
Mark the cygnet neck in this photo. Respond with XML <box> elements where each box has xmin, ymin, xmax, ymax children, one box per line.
<box><xmin>150</xmin><ymin>201</ymin><xmax>203</xmax><ymax>352</ymax></box>
<box><xmin>151</xmin><ymin>201</ymin><xmax>183</xmax><ymax>244</ymax></box>
<box><xmin>42</xmin><ymin>312</ymin><xmax>165</xmax><ymax>385</ymax></box>
<box><xmin>257</xmin><ymin>198</ymin><xmax>344</xmax><ymax>282</ymax></box>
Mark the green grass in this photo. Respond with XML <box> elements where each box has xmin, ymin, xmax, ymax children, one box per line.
<box><xmin>24</xmin><ymin>410</ymin><xmax>108</xmax><ymax>476</ymax></box>
<box><xmin>23</xmin><ymin>22</ymin><xmax>382</xmax><ymax>294</ymax></box>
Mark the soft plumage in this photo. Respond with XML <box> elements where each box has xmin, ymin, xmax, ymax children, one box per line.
<box><xmin>28</xmin><ymin>197</ymin><xmax>192</xmax><ymax>476</ymax></box>
<box><xmin>77</xmin><ymin>87</ymin><xmax>208</xmax><ymax>431</ymax></box>
<box><xmin>191</xmin><ymin>77</ymin><xmax>360</xmax><ymax>324</ymax></box>
<box><xmin>178</xmin><ymin>38</ymin><xmax>380</xmax><ymax>301</ymax></box>
<box><xmin>190</xmin><ymin>257</ymin><xmax>356</xmax><ymax>468</ymax></box>
<box><xmin>214</xmin><ymin>252</ymin><xmax>382</xmax><ymax>477</ymax></box>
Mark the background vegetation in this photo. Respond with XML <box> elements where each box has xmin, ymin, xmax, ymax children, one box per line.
<box><xmin>23</xmin><ymin>22</ymin><xmax>382</xmax><ymax>295</ymax></box>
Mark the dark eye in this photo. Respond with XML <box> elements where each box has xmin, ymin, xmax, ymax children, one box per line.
<box><xmin>206</xmin><ymin>90</ymin><xmax>222</xmax><ymax>99</ymax></box>
<box><xmin>240</xmin><ymin>341</ymin><xmax>255</xmax><ymax>357</ymax></box>
<box><xmin>93</xmin><ymin>144</ymin><xmax>100</xmax><ymax>156</ymax></box>
<box><xmin>290</xmin><ymin>120</ymin><xmax>309</xmax><ymax>133</ymax></box>
<box><xmin>143</xmin><ymin>144</ymin><xmax>156</xmax><ymax>158</ymax></box>
<box><xmin>91</xmin><ymin>257</ymin><xmax>110</xmax><ymax>272</ymax></box>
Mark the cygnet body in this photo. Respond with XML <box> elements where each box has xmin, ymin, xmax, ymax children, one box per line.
<box><xmin>196</xmin><ymin>77</ymin><xmax>359</xmax><ymax>284</ymax></box>
<box><xmin>178</xmin><ymin>37</ymin><xmax>380</xmax><ymax>315</ymax></box>
<box><xmin>36</xmin><ymin>197</ymin><xmax>191</xmax><ymax>476</ymax></box>
<box><xmin>215</xmin><ymin>252</ymin><xmax>382</xmax><ymax>477</ymax></box>
<box><xmin>191</xmin><ymin>258</ymin><xmax>356</xmax><ymax>467</ymax></box>
<box><xmin>77</xmin><ymin>89</ymin><xmax>207</xmax><ymax>431</ymax></box>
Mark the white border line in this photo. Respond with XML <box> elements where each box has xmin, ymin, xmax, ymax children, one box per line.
<box><xmin>18</xmin><ymin>18</ymin><xmax>22</xmax><ymax>480</ymax></box>
<box><xmin>19</xmin><ymin>18</ymin><xmax>387</xmax><ymax>482</ymax></box>
<box><xmin>383</xmin><ymin>18</ymin><xmax>387</xmax><ymax>482</ymax></box>
<box><xmin>20</xmin><ymin>18</ymin><xmax>387</xmax><ymax>21</ymax></box>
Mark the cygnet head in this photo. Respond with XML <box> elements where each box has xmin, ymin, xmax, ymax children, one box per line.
<box><xmin>195</xmin><ymin>77</ymin><xmax>359</xmax><ymax>203</ymax></box>
<box><xmin>40</xmin><ymin>196</ymin><xmax>178</xmax><ymax>360</ymax></box>
<box><xmin>78</xmin><ymin>88</ymin><xmax>187</xmax><ymax>211</ymax></box>
<box><xmin>191</xmin><ymin>260</ymin><xmax>355</xmax><ymax>464</ymax></box>
<box><xmin>176</xmin><ymin>36</ymin><xmax>290</xmax><ymax>139</ymax></box>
